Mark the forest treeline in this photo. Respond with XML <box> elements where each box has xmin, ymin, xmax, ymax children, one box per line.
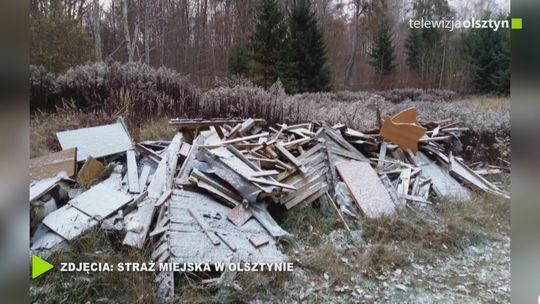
<box><xmin>30</xmin><ymin>0</ymin><xmax>509</xmax><ymax>94</ymax></box>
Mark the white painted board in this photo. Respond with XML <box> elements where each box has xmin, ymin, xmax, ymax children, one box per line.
<box><xmin>42</xmin><ymin>205</ymin><xmax>98</xmax><ymax>240</ymax></box>
<box><xmin>56</xmin><ymin>122</ymin><xmax>133</xmax><ymax>160</ymax></box>
<box><xmin>70</xmin><ymin>183</ymin><xmax>133</xmax><ymax>219</ymax></box>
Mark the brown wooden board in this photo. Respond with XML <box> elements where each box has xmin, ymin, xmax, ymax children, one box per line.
<box><xmin>380</xmin><ymin>116</ymin><xmax>426</xmax><ymax>154</ymax></box>
<box><xmin>226</xmin><ymin>204</ymin><xmax>253</xmax><ymax>227</ymax></box>
<box><xmin>30</xmin><ymin>148</ymin><xmax>77</xmax><ymax>181</ymax></box>
<box><xmin>336</xmin><ymin>160</ymin><xmax>395</xmax><ymax>218</ymax></box>
<box><xmin>249</xmin><ymin>232</ymin><xmax>271</xmax><ymax>248</ymax></box>
<box><xmin>391</xmin><ymin>107</ymin><xmax>419</xmax><ymax>125</ymax></box>
<box><xmin>76</xmin><ymin>156</ymin><xmax>105</xmax><ymax>188</ymax></box>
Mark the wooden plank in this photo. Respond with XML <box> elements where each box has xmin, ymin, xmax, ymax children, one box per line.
<box><xmin>30</xmin><ymin>148</ymin><xmax>77</xmax><ymax>181</ymax></box>
<box><xmin>188</xmin><ymin>208</ymin><xmax>221</xmax><ymax>245</ymax></box>
<box><xmin>147</xmin><ymin>133</ymin><xmax>182</xmax><ymax>199</ymax></box>
<box><xmin>169</xmin><ymin>118</ymin><xmax>266</xmax><ymax>128</ymax></box>
<box><xmin>248</xmin><ymin>177</ymin><xmax>296</xmax><ymax>190</ymax></box>
<box><xmin>155</xmin><ymin>189</ymin><xmax>172</xmax><ymax>207</ymax></box>
<box><xmin>285</xmin><ymin>182</ymin><xmax>327</xmax><ymax>209</ymax></box>
<box><xmin>336</xmin><ymin>160</ymin><xmax>395</xmax><ymax>218</ymax></box>
<box><xmin>76</xmin><ymin>156</ymin><xmax>105</xmax><ymax>188</ymax></box>
<box><xmin>219</xmin><ymin>132</ymin><xmax>269</xmax><ymax>145</ymax></box>
<box><xmin>377</xmin><ymin>142</ymin><xmax>387</xmax><ymax>169</ymax></box>
<box><xmin>139</xmin><ymin>165</ymin><xmax>151</xmax><ymax>191</ymax></box>
<box><xmin>397</xmin><ymin>168</ymin><xmax>412</xmax><ymax>197</ymax></box>
<box><xmin>249</xmin><ymin>170</ymin><xmax>279</xmax><ymax>177</ymax></box>
<box><xmin>226</xmin><ymin>204</ymin><xmax>253</xmax><ymax>227</ymax></box>
<box><xmin>275</xmin><ymin>141</ymin><xmax>305</xmax><ymax>173</ymax></box>
<box><xmin>325</xmin><ymin>192</ymin><xmax>350</xmax><ymax>232</ymax></box>
<box><xmin>380</xmin><ymin>116</ymin><xmax>426</xmax><ymax>154</ymax></box>
<box><xmin>126</xmin><ymin>150</ymin><xmax>140</xmax><ymax>193</ymax></box>
<box><xmin>448</xmin><ymin>154</ymin><xmax>510</xmax><ymax>199</ymax></box>
<box><xmin>250</xmin><ymin>203</ymin><xmax>289</xmax><ymax>237</ymax></box>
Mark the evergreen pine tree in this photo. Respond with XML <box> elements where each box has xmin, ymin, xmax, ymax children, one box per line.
<box><xmin>368</xmin><ymin>18</ymin><xmax>396</xmax><ymax>79</ymax></box>
<box><xmin>287</xmin><ymin>0</ymin><xmax>331</xmax><ymax>92</ymax></box>
<box><xmin>405</xmin><ymin>28</ymin><xmax>422</xmax><ymax>71</ymax></box>
<box><xmin>250</xmin><ymin>0</ymin><xmax>290</xmax><ymax>89</ymax></box>
<box><xmin>228</xmin><ymin>42</ymin><xmax>251</xmax><ymax>76</ymax></box>
<box><xmin>461</xmin><ymin>13</ymin><xmax>510</xmax><ymax>93</ymax></box>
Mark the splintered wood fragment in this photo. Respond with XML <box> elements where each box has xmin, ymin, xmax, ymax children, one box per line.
<box><xmin>30</xmin><ymin>148</ymin><xmax>77</xmax><ymax>181</ymax></box>
<box><xmin>154</xmin><ymin>189</ymin><xmax>172</xmax><ymax>207</ymax></box>
<box><xmin>188</xmin><ymin>207</ymin><xmax>220</xmax><ymax>245</ymax></box>
<box><xmin>248</xmin><ymin>177</ymin><xmax>296</xmax><ymax>190</ymax></box>
<box><xmin>336</xmin><ymin>160</ymin><xmax>395</xmax><ymax>218</ymax></box>
<box><xmin>325</xmin><ymin>192</ymin><xmax>350</xmax><ymax>232</ymax></box>
<box><xmin>226</xmin><ymin>203</ymin><xmax>253</xmax><ymax>227</ymax></box>
<box><xmin>77</xmin><ymin>156</ymin><xmax>105</xmax><ymax>188</ymax></box>
<box><xmin>249</xmin><ymin>232</ymin><xmax>271</xmax><ymax>248</ymax></box>
<box><xmin>126</xmin><ymin>150</ymin><xmax>140</xmax><ymax>193</ymax></box>
<box><xmin>275</xmin><ymin>141</ymin><xmax>305</xmax><ymax>173</ymax></box>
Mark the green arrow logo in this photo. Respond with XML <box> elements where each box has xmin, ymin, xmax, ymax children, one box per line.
<box><xmin>32</xmin><ymin>255</ymin><xmax>54</xmax><ymax>279</ymax></box>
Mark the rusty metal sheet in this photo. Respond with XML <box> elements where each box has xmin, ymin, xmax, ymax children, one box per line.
<box><xmin>380</xmin><ymin>116</ymin><xmax>426</xmax><ymax>154</ymax></box>
<box><xmin>336</xmin><ymin>160</ymin><xmax>395</xmax><ymax>218</ymax></box>
<box><xmin>30</xmin><ymin>148</ymin><xmax>77</xmax><ymax>181</ymax></box>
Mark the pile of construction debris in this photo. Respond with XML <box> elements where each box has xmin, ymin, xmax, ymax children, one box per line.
<box><xmin>29</xmin><ymin>109</ymin><xmax>510</xmax><ymax>299</ymax></box>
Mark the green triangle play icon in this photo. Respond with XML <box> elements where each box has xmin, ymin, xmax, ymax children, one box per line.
<box><xmin>32</xmin><ymin>255</ymin><xmax>54</xmax><ymax>279</ymax></box>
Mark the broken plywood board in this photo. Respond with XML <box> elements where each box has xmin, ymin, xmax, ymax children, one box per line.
<box><xmin>30</xmin><ymin>148</ymin><xmax>77</xmax><ymax>181</ymax></box>
<box><xmin>147</xmin><ymin>133</ymin><xmax>183</xmax><ymax>199</ymax></box>
<box><xmin>123</xmin><ymin>198</ymin><xmax>158</xmax><ymax>248</ymax></box>
<box><xmin>69</xmin><ymin>183</ymin><xmax>133</xmax><ymax>219</ymax></box>
<box><xmin>30</xmin><ymin>174</ymin><xmax>66</xmax><ymax>203</ymax></box>
<box><xmin>56</xmin><ymin>122</ymin><xmax>134</xmax><ymax>160</ymax></box>
<box><xmin>380</xmin><ymin>116</ymin><xmax>426</xmax><ymax>154</ymax></box>
<box><xmin>413</xmin><ymin>152</ymin><xmax>471</xmax><ymax>201</ymax></box>
<box><xmin>391</xmin><ymin>107</ymin><xmax>419</xmax><ymax>125</ymax></box>
<box><xmin>77</xmin><ymin>156</ymin><xmax>106</xmax><ymax>188</ymax></box>
<box><xmin>42</xmin><ymin>204</ymin><xmax>98</xmax><ymax>240</ymax></box>
<box><xmin>166</xmin><ymin>191</ymin><xmax>286</xmax><ymax>264</ymax></box>
<box><xmin>336</xmin><ymin>160</ymin><xmax>395</xmax><ymax>218</ymax></box>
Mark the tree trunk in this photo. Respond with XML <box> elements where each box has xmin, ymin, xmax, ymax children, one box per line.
<box><xmin>93</xmin><ymin>0</ymin><xmax>102</xmax><ymax>62</ymax></box>
<box><xmin>122</xmin><ymin>0</ymin><xmax>134</xmax><ymax>62</ymax></box>
<box><xmin>344</xmin><ymin>1</ymin><xmax>367</xmax><ymax>88</ymax></box>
